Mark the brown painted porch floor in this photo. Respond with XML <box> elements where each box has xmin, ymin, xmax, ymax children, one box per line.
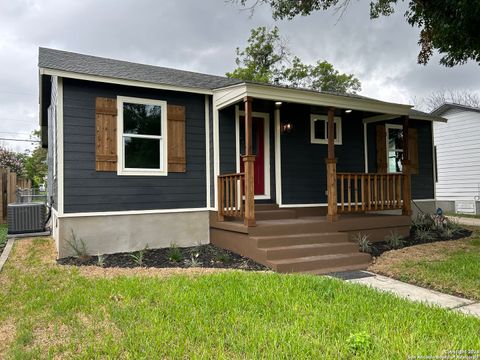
<box><xmin>210</xmin><ymin>207</ymin><xmax>411</xmax><ymax>275</ymax></box>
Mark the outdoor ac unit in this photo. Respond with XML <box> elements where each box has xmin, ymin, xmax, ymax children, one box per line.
<box><xmin>7</xmin><ymin>203</ymin><xmax>46</xmax><ymax>234</ymax></box>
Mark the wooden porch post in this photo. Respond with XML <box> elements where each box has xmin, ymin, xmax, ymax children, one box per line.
<box><xmin>402</xmin><ymin>115</ymin><xmax>412</xmax><ymax>216</ymax></box>
<box><xmin>326</xmin><ymin>107</ymin><xmax>338</xmax><ymax>222</ymax></box>
<box><xmin>243</xmin><ymin>96</ymin><xmax>256</xmax><ymax>226</ymax></box>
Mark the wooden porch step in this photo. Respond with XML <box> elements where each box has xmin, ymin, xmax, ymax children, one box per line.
<box><xmin>265</xmin><ymin>242</ymin><xmax>358</xmax><ymax>260</ymax></box>
<box><xmin>253</xmin><ymin>232</ymin><xmax>348</xmax><ymax>248</ymax></box>
<box><xmin>305</xmin><ymin>263</ymin><xmax>371</xmax><ymax>275</ymax></box>
<box><xmin>255</xmin><ymin>204</ymin><xmax>279</xmax><ymax>211</ymax></box>
<box><xmin>268</xmin><ymin>252</ymin><xmax>371</xmax><ymax>273</ymax></box>
<box><xmin>255</xmin><ymin>209</ymin><xmax>296</xmax><ymax>221</ymax></box>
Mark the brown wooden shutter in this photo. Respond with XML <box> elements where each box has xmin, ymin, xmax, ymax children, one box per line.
<box><xmin>409</xmin><ymin>128</ymin><xmax>419</xmax><ymax>175</ymax></box>
<box><xmin>376</xmin><ymin>124</ymin><xmax>387</xmax><ymax>173</ymax></box>
<box><xmin>95</xmin><ymin>97</ymin><xmax>117</xmax><ymax>171</ymax></box>
<box><xmin>167</xmin><ymin>104</ymin><xmax>186</xmax><ymax>173</ymax></box>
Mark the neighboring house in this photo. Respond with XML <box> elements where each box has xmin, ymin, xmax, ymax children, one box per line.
<box><xmin>39</xmin><ymin>48</ymin><xmax>445</xmax><ymax>273</ymax></box>
<box><xmin>432</xmin><ymin>103</ymin><xmax>480</xmax><ymax>214</ymax></box>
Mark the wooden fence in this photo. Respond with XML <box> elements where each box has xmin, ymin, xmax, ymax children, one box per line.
<box><xmin>0</xmin><ymin>168</ymin><xmax>32</xmax><ymax>224</ymax></box>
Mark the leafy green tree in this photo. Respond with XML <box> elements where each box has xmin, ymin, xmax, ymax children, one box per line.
<box><xmin>234</xmin><ymin>0</ymin><xmax>480</xmax><ymax>67</ymax></box>
<box><xmin>227</xmin><ymin>26</ymin><xmax>361</xmax><ymax>93</ymax></box>
<box><xmin>22</xmin><ymin>130</ymin><xmax>47</xmax><ymax>188</ymax></box>
<box><xmin>0</xmin><ymin>147</ymin><xmax>24</xmax><ymax>174</ymax></box>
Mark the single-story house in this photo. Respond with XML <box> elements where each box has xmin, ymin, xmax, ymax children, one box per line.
<box><xmin>39</xmin><ymin>48</ymin><xmax>446</xmax><ymax>273</ymax></box>
<box><xmin>432</xmin><ymin>103</ymin><xmax>480</xmax><ymax>214</ymax></box>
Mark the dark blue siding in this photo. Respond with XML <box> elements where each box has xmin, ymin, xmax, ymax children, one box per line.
<box><xmin>62</xmin><ymin>78</ymin><xmax>206</xmax><ymax>213</ymax></box>
<box><xmin>281</xmin><ymin>104</ymin><xmax>365</xmax><ymax>204</ymax></box>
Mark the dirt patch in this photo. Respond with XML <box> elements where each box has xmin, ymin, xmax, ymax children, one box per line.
<box><xmin>368</xmin><ymin>238</ymin><xmax>474</xmax><ymax>277</ymax></box>
<box><xmin>74</xmin><ymin>265</ymin><xmax>238</xmax><ymax>279</ymax></box>
<box><xmin>0</xmin><ymin>318</ymin><xmax>16</xmax><ymax>358</ymax></box>
<box><xmin>58</xmin><ymin>244</ymin><xmax>268</xmax><ymax>272</ymax></box>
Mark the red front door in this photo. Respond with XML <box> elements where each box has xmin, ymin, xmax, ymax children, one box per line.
<box><xmin>240</xmin><ymin>116</ymin><xmax>265</xmax><ymax>195</ymax></box>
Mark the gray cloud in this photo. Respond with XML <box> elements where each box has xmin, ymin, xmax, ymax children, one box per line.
<box><xmin>0</xmin><ymin>0</ymin><xmax>479</xmax><ymax>151</ymax></box>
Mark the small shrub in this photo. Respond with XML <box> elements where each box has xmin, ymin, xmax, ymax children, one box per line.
<box><xmin>415</xmin><ymin>228</ymin><xmax>435</xmax><ymax>243</ymax></box>
<box><xmin>97</xmin><ymin>253</ymin><xmax>105</xmax><ymax>267</ymax></box>
<box><xmin>444</xmin><ymin>219</ymin><xmax>463</xmax><ymax>235</ymax></box>
<box><xmin>66</xmin><ymin>229</ymin><xmax>89</xmax><ymax>259</ymax></box>
<box><xmin>184</xmin><ymin>253</ymin><xmax>202</xmax><ymax>267</ymax></box>
<box><xmin>167</xmin><ymin>243</ymin><xmax>183</xmax><ymax>263</ymax></box>
<box><xmin>385</xmin><ymin>231</ymin><xmax>405</xmax><ymax>249</ymax></box>
<box><xmin>130</xmin><ymin>245</ymin><xmax>148</xmax><ymax>267</ymax></box>
<box><xmin>412</xmin><ymin>214</ymin><xmax>435</xmax><ymax>231</ymax></box>
<box><xmin>440</xmin><ymin>227</ymin><xmax>455</xmax><ymax>239</ymax></box>
<box><xmin>346</xmin><ymin>331</ymin><xmax>373</xmax><ymax>355</ymax></box>
<box><xmin>353</xmin><ymin>233</ymin><xmax>371</xmax><ymax>253</ymax></box>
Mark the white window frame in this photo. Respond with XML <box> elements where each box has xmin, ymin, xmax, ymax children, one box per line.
<box><xmin>117</xmin><ymin>96</ymin><xmax>168</xmax><ymax>176</ymax></box>
<box><xmin>310</xmin><ymin>114</ymin><xmax>342</xmax><ymax>145</ymax></box>
<box><xmin>386</xmin><ymin>124</ymin><xmax>403</xmax><ymax>174</ymax></box>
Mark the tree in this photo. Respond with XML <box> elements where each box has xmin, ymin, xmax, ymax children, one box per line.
<box><xmin>413</xmin><ymin>89</ymin><xmax>480</xmax><ymax>112</ymax></box>
<box><xmin>0</xmin><ymin>147</ymin><xmax>24</xmax><ymax>174</ymax></box>
<box><xmin>226</xmin><ymin>26</ymin><xmax>361</xmax><ymax>93</ymax></box>
<box><xmin>234</xmin><ymin>0</ymin><xmax>480</xmax><ymax>67</ymax></box>
<box><xmin>22</xmin><ymin>130</ymin><xmax>47</xmax><ymax>188</ymax></box>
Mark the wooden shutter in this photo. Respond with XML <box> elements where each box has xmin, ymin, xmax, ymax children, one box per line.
<box><xmin>95</xmin><ymin>97</ymin><xmax>117</xmax><ymax>171</ymax></box>
<box><xmin>376</xmin><ymin>124</ymin><xmax>387</xmax><ymax>173</ymax></box>
<box><xmin>167</xmin><ymin>104</ymin><xmax>186</xmax><ymax>173</ymax></box>
<box><xmin>408</xmin><ymin>128</ymin><xmax>419</xmax><ymax>175</ymax></box>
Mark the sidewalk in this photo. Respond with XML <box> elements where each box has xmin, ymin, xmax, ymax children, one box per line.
<box><xmin>331</xmin><ymin>271</ymin><xmax>480</xmax><ymax>318</ymax></box>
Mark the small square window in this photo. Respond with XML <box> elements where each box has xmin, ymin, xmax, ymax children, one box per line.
<box><xmin>310</xmin><ymin>115</ymin><xmax>342</xmax><ymax>145</ymax></box>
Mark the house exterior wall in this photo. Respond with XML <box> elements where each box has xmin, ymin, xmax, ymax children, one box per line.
<box><xmin>367</xmin><ymin>119</ymin><xmax>435</xmax><ymax>200</ymax></box>
<box><xmin>62</xmin><ymin>78</ymin><xmax>208</xmax><ymax>213</ymax></box>
<box><xmin>434</xmin><ymin>108</ymin><xmax>480</xmax><ymax>213</ymax></box>
<box><xmin>55</xmin><ymin>211</ymin><xmax>209</xmax><ymax>258</ymax></box>
<box><xmin>280</xmin><ymin>104</ymin><xmax>365</xmax><ymax>205</ymax></box>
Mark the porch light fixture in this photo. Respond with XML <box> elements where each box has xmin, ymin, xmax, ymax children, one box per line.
<box><xmin>275</xmin><ymin>101</ymin><xmax>283</xmax><ymax>106</ymax></box>
<box><xmin>282</xmin><ymin>122</ymin><xmax>293</xmax><ymax>133</ymax></box>
<box><xmin>345</xmin><ymin>109</ymin><xmax>352</xmax><ymax>113</ymax></box>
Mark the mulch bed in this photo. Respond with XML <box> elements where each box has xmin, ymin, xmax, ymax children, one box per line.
<box><xmin>369</xmin><ymin>228</ymin><xmax>472</xmax><ymax>257</ymax></box>
<box><xmin>58</xmin><ymin>244</ymin><xmax>268</xmax><ymax>271</ymax></box>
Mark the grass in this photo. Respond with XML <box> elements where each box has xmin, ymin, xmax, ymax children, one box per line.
<box><xmin>0</xmin><ymin>239</ymin><xmax>479</xmax><ymax>359</ymax></box>
<box><xmin>0</xmin><ymin>224</ymin><xmax>7</xmax><ymax>250</ymax></box>
<box><xmin>370</xmin><ymin>230</ymin><xmax>480</xmax><ymax>301</ymax></box>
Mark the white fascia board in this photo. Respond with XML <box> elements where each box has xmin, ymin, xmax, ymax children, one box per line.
<box><xmin>39</xmin><ymin>68</ymin><xmax>213</xmax><ymax>95</ymax></box>
<box><xmin>363</xmin><ymin>113</ymin><xmax>448</xmax><ymax>124</ymax></box>
<box><xmin>213</xmin><ymin>82</ymin><xmax>412</xmax><ymax>115</ymax></box>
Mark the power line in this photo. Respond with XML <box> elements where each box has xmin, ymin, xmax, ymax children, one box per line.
<box><xmin>0</xmin><ymin>138</ymin><xmax>40</xmax><ymax>143</ymax></box>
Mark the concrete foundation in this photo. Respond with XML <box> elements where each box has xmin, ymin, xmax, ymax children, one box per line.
<box><xmin>55</xmin><ymin>211</ymin><xmax>210</xmax><ymax>258</ymax></box>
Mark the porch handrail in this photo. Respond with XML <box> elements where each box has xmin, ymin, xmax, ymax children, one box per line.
<box><xmin>337</xmin><ymin>172</ymin><xmax>404</xmax><ymax>213</ymax></box>
<box><xmin>217</xmin><ymin>173</ymin><xmax>245</xmax><ymax>220</ymax></box>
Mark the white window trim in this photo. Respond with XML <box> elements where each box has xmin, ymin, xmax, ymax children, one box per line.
<box><xmin>310</xmin><ymin>114</ymin><xmax>342</xmax><ymax>145</ymax></box>
<box><xmin>117</xmin><ymin>96</ymin><xmax>168</xmax><ymax>176</ymax></box>
<box><xmin>385</xmin><ymin>124</ymin><xmax>403</xmax><ymax>174</ymax></box>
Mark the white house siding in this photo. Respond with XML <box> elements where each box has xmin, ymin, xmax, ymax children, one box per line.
<box><xmin>434</xmin><ymin>108</ymin><xmax>480</xmax><ymax>212</ymax></box>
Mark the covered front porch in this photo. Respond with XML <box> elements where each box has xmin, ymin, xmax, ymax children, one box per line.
<box><xmin>209</xmin><ymin>83</ymin><xmax>440</xmax><ymax>273</ymax></box>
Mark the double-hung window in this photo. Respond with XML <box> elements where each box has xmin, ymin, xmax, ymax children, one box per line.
<box><xmin>117</xmin><ymin>96</ymin><xmax>168</xmax><ymax>176</ymax></box>
<box><xmin>386</xmin><ymin>124</ymin><xmax>403</xmax><ymax>173</ymax></box>
<box><xmin>310</xmin><ymin>114</ymin><xmax>342</xmax><ymax>145</ymax></box>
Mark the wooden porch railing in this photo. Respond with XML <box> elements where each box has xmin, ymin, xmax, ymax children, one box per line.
<box><xmin>217</xmin><ymin>173</ymin><xmax>245</xmax><ymax>220</ymax></box>
<box><xmin>337</xmin><ymin>172</ymin><xmax>404</xmax><ymax>213</ymax></box>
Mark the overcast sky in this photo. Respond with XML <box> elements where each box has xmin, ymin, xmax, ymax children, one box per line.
<box><xmin>1</xmin><ymin>0</ymin><xmax>479</xmax><ymax>152</ymax></box>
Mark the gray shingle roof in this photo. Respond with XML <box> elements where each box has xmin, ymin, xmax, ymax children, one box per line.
<box><xmin>410</xmin><ymin>108</ymin><xmax>446</xmax><ymax>121</ymax></box>
<box><xmin>39</xmin><ymin>47</ymin><xmax>242</xmax><ymax>90</ymax></box>
<box><xmin>430</xmin><ymin>102</ymin><xmax>480</xmax><ymax>116</ymax></box>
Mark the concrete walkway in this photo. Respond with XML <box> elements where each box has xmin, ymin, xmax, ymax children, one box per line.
<box><xmin>335</xmin><ymin>271</ymin><xmax>480</xmax><ymax>318</ymax></box>
<box><xmin>447</xmin><ymin>215</ymin><xmax>480</xmax><ymax>227</ymax></box>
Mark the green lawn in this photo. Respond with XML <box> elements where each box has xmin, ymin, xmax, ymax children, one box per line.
<box><xmin>0</xmin><ymin>224</ymin><xmax>7</xmax><ymax>249</ymax></box>
<box><xmin>370</xmin><ymin>233</ymin><xmax>480</xmax><ymax>301</ymax></box>
<box><xmin>0</xmin><ymin>239</ymin><xmax>479</xmax><ymax>359</ymax></box>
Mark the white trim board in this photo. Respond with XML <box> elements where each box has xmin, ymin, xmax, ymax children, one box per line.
<box><xmin>235</xmin><ymin>109</ymin><xmax>271</xmax><ymax>200</ymax></box>
<box><xmin>205</xmin><ymin>95</ymin><xmax>211</xmax><ymax>209</ymax></box>
<box><xmin>58</xmin><ymin>207</ymin><xmax>211</xmax><ymax>219</ymax></box>
<box><xmin>274</xmin><ymin>106</ymin><xmax>282</xmax><ymax>206</ymax></box>
<box><xmin>57</xmin><ymin>77</ymin><xmax>64</xmax><ymax>215</ymax></box>
<box><xmin>39</xmin><ymin>68</ymin><xmax>213</xmax><ymax>95</ymax></box>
